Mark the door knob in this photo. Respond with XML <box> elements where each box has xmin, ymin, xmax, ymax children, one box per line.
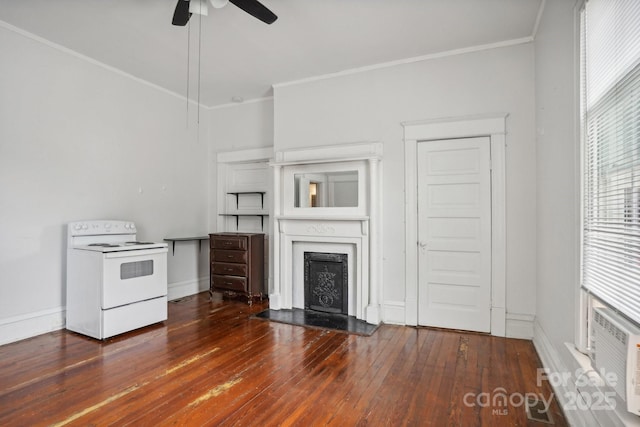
<box><xmin>418</xmin><ymin>241</ymin><xmax>427</xmax><ymax>249</ymax></box>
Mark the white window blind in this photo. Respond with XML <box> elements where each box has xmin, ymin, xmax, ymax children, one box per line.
<box><xmin>582</xmin><ymin>0</ymin><xmax>640</xmax><ymax>324</ymax></box>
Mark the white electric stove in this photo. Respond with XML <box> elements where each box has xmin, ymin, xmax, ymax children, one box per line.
<box><xmin>66</xmin><ymin>220</ymin><xmax>169</xmax><ymax>339</ymax></box>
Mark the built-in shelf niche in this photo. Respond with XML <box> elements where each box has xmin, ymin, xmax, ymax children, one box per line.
<box><xmin>220</xmin><ymin>191</ymin><xmax>268</xmax><ymax>231</ymax></box>
<box><xmin>227</xmin><ymin>191</ymin><xmax>266</xmax><ymax>209</ymax></box>
<box><xmin>216</xmin><ymin>151</ymin><xmax>271</xmax><ymax>234</ymax></box>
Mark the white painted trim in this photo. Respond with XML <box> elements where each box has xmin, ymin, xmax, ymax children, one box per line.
<box><xmin>271</xmin><ymin>164</ymin><xmax>282</xmax><ymax>305</ymax></box>
<box><xmin>403</xmin><ymin>114</ymin><xmax>507</xmax><ymax>335</ymax></box>
<box><xmin>270</xmin><ymin>142</ymin><xmax>382</xmax><ymax>324</ymax></box>
<box><xmin>215</xmin><ymin>147</ymin><xmax>273</xmax><ymax>231</ymax></box>
<box><xmin>273</xmin><ymin>219</ymin><xmax>374</xmax><ymax>323</ymax></box>
<box><xmin>272</xmin><ymin>156</ymin><xmax>381</xmax><ymax>167</ymax></box>
<box><xmin>404</xmin><ymin>137</ymin><xmax>418</xmax><ymax>326</ymax></box>
<box><xmin>531</xmin><ymin>0</ymin><xmax>547</xmax><ymax>40</ymax></box>
<box><xmin>367</xmin><ymin>157</ymin><xmax>381</xmax><ymax>324</ymax></box>
<box><xmin>208</xmin><ymin>96</ymin><xmax>273</xmax><ymax>110</ymax></box>
<box><xmin>533</xmin><ymin>322</ymin><xmax>597</xmax><ymax>427</ymax></box>
<box><xmin>275</xmin><ymin>215</ymin><xmax>369</xmax><ymax>221</ymax></box>
<box><xmin>168</xmin><ymin>276</ymin><xmax>209</xmax><ymax>301</ymax></box>
<box><xmin>490</xmin><ymin>133</ymin><xmax>507</xmax><ymax>336</ymax></box>
<box><xmin>505</xmin><ymin>313</ymin><xmax>535</xmax><ymax>339</ymax></box>
<box><xmin>382</xmin><ymin>301</ymin><xmax>406</xmax><ymax>325</ymax></box>
<box><xmin>491</xmin><ymin>307</ymin><xmax>506</xmax><ymax>337</ymax></box>
<box><xmin>402</xmin><ymin>113</ymin><xmax>508</xmax><ymax>139</ymax></box>
<box><xmin>0</xmin><ymin>19</ymin><xmax>271</xmax><ymax>110</ymax></box>
<box><xmin>574</xmin><ymin>0</ymin><xmax>589</xmax><ymax>356</ymax></box>
<box><xmin>273</xmin><ymin>142</ymin><xmax>382</xmax><ymax>164</ymax></box>
<box><xmin>216</xmin><ymin>147</ymin><xmax>273</xmax><ymax>163</ymax></box>
<box><xmin>0</xmin><ymin>307</ymin><xmax>65</xmax><ymax>346</ymax></box>
<box><xmin>0</xmin><ymin>276</ymin><xmax>205</xmax><ymax>346</ymax></box>
<box><xmin>0</xmin><ymin>20</ymin><xmax>205</xmax><ymax>108</ymax></box>
<box><xmin>272</xmin><ymin>38</ymin><xmax>532</xmax><ymax>90</ymax></box>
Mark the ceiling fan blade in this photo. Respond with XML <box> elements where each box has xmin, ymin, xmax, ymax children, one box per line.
<box><xmin>229</xmin><ymin>0</ymin><xmax>278</xmax><ymax>24</ymax></box>
<box><xmin>172</xmin><ymin>0</ymin><xmax>192</xmax><ymax>26</ymax></box>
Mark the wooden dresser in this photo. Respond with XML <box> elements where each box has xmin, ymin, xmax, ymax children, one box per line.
<box><xmin>209</xmin><ymin>232</ymin><xmax>265</xmax><ymax>302</ymax></box>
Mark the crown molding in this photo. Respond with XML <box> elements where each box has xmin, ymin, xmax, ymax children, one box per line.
<box><xmin>272</xmin><ymin>36</ymin><xmax>533</xmax><ymax>90</ymax></box>
<box><xmin>0</xmin><ymin>20</ymin><xmax>206</xmax><ymax>108</ymax></box>
<box><xmin>531</xmin><ymin>0</ymin><xmax>547</xmax><ymax>40</ymax></box>
<box><xmin>207</xmin><ymin>96</ymin><xmax>273</xmax><ymax>111</ymax></box>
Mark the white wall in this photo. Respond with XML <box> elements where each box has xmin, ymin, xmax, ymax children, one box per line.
<box><xmin>0</xmin><ymin>25</ymin><xmax>209</xmax><ymax>344</ymax></box>
<box><xmin>533</xmin><ymin>0</ymin><xmax>580</xmax><ymax>369</ymax></box>
<box><xmin>273</xmin><ymin>43</ymin><xmax>537</xmax><ymax>332</ymax></box>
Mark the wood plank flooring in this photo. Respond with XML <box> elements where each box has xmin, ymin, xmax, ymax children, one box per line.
<box><xmin>0</xmin><ymin>292</ymin><xmax>567</xmax><ymax>426</ymax></box>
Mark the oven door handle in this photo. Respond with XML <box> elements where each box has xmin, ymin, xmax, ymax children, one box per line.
<box><xmin>104</xmin><ymin>248</ymin><xmax>168</xmax><ymax>258</ymax></box>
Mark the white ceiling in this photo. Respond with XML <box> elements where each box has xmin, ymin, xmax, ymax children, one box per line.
<box><xmin>0</xmin><ymin>0</ymin><xmax>543</xmax><ymax>107</ymax></box>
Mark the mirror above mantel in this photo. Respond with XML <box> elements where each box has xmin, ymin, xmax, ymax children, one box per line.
<box><xmin>294</xmin><ymin>170</ymin><xmax>359</xmax><ymax>208</ymax></box>
<box><xmin>281</xmin><ymin>160</ymin><xmax>367</xmax><ymax>216</ymax></box>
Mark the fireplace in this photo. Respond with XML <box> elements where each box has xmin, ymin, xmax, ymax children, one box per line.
<box><xmin>304</xmin><ymin>252</ymin><xmax>348</xmax><ymax>314</ymax></box>
<box><xmin>270</xmin><ymin>142</ymin><xmax>382</xmax><ymax>324</ymax></box>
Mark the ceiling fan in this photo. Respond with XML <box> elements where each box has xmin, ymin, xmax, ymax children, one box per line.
<box><xmin>172</xmin><ymin>0</ymin><xmax>278</xmax><ymax>26</ymax></box>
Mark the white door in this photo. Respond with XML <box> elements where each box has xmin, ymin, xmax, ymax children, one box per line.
<box><xmin>417</xmin><ymin>137</ymin><xmax>492</xmax><ymax>332</ymax></box>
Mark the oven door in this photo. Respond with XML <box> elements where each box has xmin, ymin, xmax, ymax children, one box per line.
<box><xmin>102</xmin><ymin>248</ymin><xmax>168</xmax><ymax>309</ymax></box>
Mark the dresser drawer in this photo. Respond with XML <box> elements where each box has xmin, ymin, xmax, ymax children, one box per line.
<box><xmin>213</xmin><ymin>249</ymin><xmax>247</xmax><ymax>263</ymax></box>
<box><xmin>212</xmin><ymin>262</ymin><xmax>247</xmax><ymax>277</ymax></box>
<box><xmin>211</xmin><ymin>236</ymin><xmax>247</xmax><ymax>250</ymax></box>
<box><xmin>212</xmin><ymin>275</ymin><xmax>247</xmax><ymax>293</ymax></box>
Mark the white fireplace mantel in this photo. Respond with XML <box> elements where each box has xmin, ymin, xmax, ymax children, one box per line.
<box><xmin>270</xmin><ymin>142</ymin><xmax>382</xmax><ymax>324</ymax></box>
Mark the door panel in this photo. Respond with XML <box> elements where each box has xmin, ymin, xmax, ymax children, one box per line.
<box><xmin>417</xmin><ymin>137</ymin><xmax>491</xmax><ymax>332</ymax></box>
<box><xmin>425</xmin><ymin>217</ymin><xmax>481</xmax><ymax>249</ymax></box>
<box><xmin>427</xmin><ymin>250</ymin><xmax>481</xmax><ymax>286</ymax></box>
<box><xmin>428</xmin><ymin>283</ymin><xmax>480</xmax><ymax>309</ymax></box>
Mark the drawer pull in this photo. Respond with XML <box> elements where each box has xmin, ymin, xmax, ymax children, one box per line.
<box><xmin>227</xmin><ymin>255</ymin><xmax>234</xmax><ymax>259</ymax></box>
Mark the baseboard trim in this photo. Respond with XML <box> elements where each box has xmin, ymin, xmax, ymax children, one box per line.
<box><xmin>168</xmin><ymin>276</ymin><xmax>209</xmax><ymax>301</ymax></box>
<box><xmin>381</xmin><ymin>301</ymin><xmax>406</xmax><ymax>325</ymax></box>
<box><xmin>379</xmin><ymin>304</ymin><xmax>532</xmax><ymax>334</ymax></box>
<box><xmin>0</xmin><ymin>277</ymin><xmax>208</xmax><ymax>346</ymax></box>
<box><xmin>0</xmin><ymin>307</ymin><xmax>65</xmax><ymax>346</ymax></box>
<box><xmin>505</xmin><ymin>312</ymin><xmax>535</xmax><ymax>339</ymax></box>
<box><xmin>533</xmin><ymin>321</ymin><xmax>594</xmax><ymax>427</ymax></box>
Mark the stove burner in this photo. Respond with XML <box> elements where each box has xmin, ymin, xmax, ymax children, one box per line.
<box><xmin>125</xmin><ymin>241</ymin><xmax>155</xmax><ymax>245</ymax></box>
<box><xmin>88</xmin><ymin>243</ymin><xmax>120</xmax><ymax>248</ymax></box>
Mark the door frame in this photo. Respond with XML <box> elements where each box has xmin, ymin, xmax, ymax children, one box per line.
<box><xmin>402</xmin><ymin>114</ymin><xmax>507</xmax><ymax>336</ymax></box>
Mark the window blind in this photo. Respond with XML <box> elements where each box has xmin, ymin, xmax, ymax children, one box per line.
<box><xmin>582</xmin><ymin>0</ymin><xmax>640</xmax><ymax>324</ymax></box>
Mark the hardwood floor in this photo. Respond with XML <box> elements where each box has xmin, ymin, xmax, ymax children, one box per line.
<box><xmin>0</xmin><ymin>292</ymin><xmax>567</xmax><ymax>426</ymax></box>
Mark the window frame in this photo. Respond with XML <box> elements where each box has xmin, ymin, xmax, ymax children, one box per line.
<box><xmin>578</xmin><ymin>0</ymin><xmax>640</xmax><ymax>352</ymax></box>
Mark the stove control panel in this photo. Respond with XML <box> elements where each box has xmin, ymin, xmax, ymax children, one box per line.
<box><xmin>69</xmin><ymin>220</ymin><xmax>136</xmax><ymax>236</ymax></box>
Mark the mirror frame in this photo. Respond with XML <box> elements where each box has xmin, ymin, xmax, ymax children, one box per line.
<box><xmin>282</xmin><ymin>160</ymin><xmax>367</xmax><ymax>216</ymax></box>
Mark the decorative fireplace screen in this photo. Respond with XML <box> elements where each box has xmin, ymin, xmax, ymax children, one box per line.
<box><xmin>304</xmin><ymin>252</ymin><xmax>348</xmax><ymax>314</ymax></box>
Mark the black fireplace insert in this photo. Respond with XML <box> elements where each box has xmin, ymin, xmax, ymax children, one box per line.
<box><xmin>304</xmin><ymin>252</ymin><xmax>348</xmax><ymax>314</ymax></box>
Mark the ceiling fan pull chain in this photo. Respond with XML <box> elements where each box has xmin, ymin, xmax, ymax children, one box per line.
<box><xmin>197</xmin><ymin>11</ymin><xmax>202</xmax><ymax>126</ymax></box>
<box><xmin>186</xmin><ymin>20</ymin><xmax>191</xmax><ymax>128</ymax></box>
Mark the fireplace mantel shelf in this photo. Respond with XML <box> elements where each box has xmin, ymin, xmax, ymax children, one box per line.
<box><xmin>276</xmin><ymin>215</ymin><xmax>369</xmax><ymax>222</ymax></box>
<box><xmin>270</xmin><ymin>155</ymin><xmax>380</xmax><ymax>167</ymax></box>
